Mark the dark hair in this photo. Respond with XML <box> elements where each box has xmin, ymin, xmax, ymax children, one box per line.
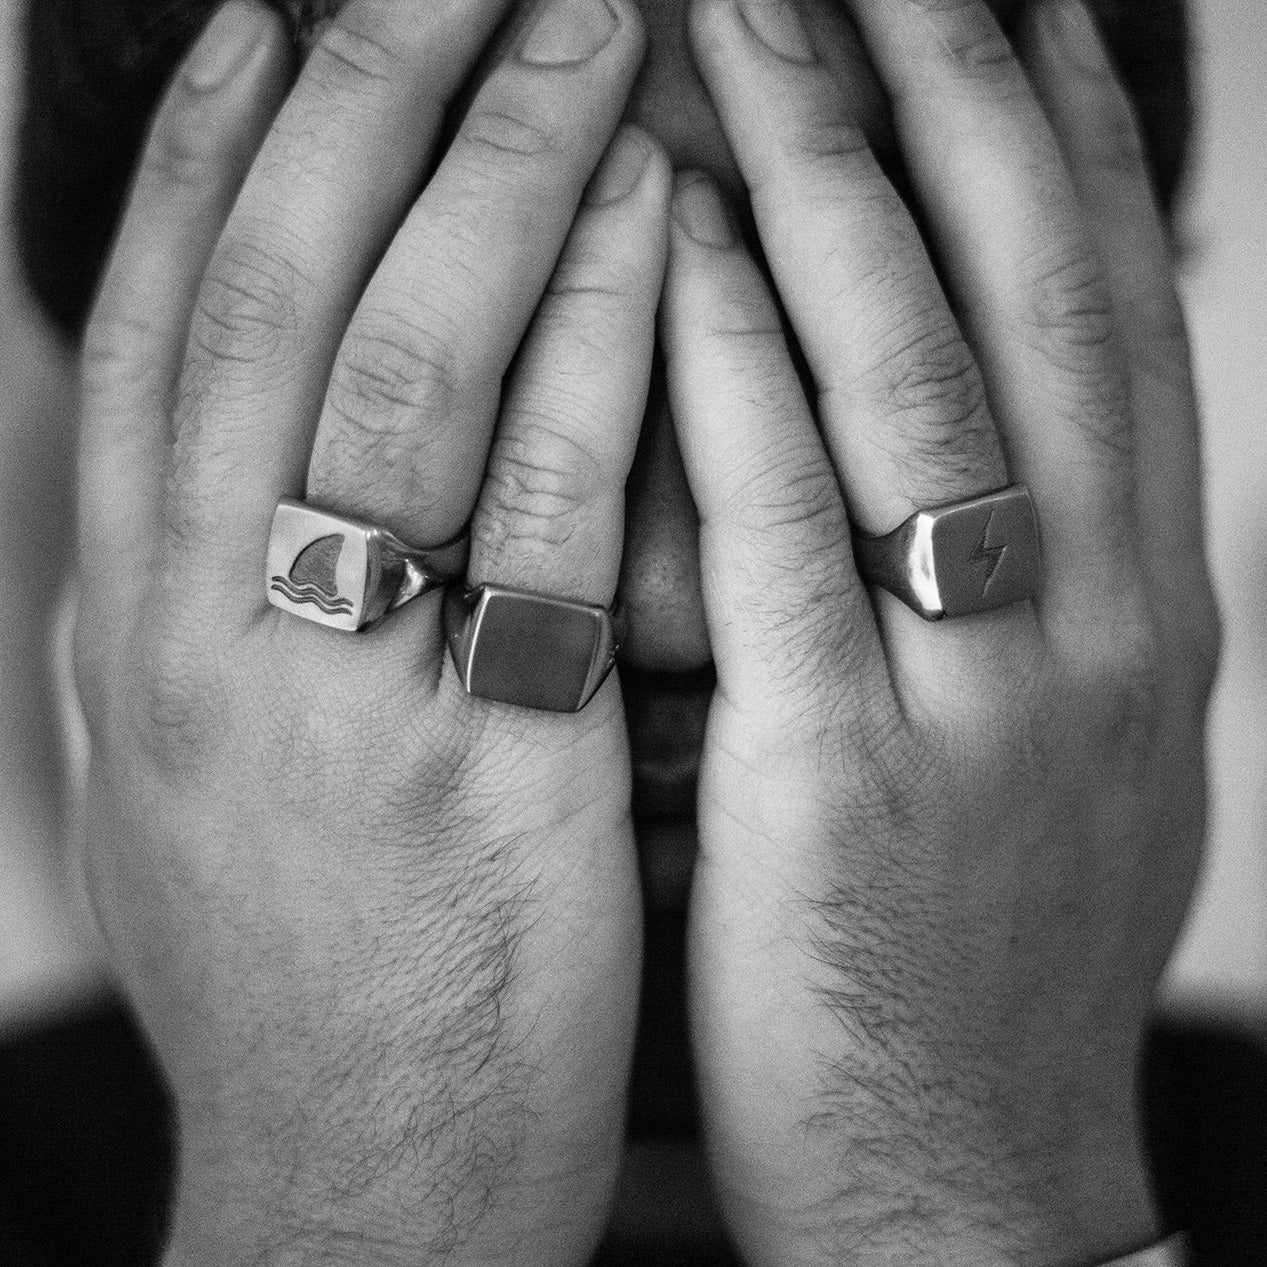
<box><xmin>13</xmin><ymin>0</ymin><xmax>1193</xmax><ymax>342</ymax></box>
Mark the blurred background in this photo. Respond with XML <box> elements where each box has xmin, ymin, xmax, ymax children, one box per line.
<box><xmin>1</xmin><ymin>0</ymin><xmax>1263</xmax><ymax>1031</ymax></box>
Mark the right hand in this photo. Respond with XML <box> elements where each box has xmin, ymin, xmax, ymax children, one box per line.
<box><xmin>73</xmin><ymin>0</ymin><xmax>667</xmax><ymax>1261</ymax></box>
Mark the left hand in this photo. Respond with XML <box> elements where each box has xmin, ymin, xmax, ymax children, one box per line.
<box><xmin>661</xmin><ymin>0</ymin><xmax>1217</xmax><ymax>1262</ymax></box>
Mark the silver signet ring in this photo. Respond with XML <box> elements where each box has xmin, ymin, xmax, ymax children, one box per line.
<box><xmin>851</xmin><ymin>485</ymin><xmax>1041</xmax><ymax>621</ymax></box>
<box><xmin>444</xmin><ymin>584</ymin><xmax>623</xmax><ymax>713</ymax></box>
<box><xmin>266</xmin><ymin>498</ymin><xmax>469</xmax><ymax>632</ymax></box>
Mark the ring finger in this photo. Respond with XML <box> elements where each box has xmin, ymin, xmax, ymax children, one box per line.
<box><xmin>690</xmin><ymin>0</ymin><xmax>1035</xmax><ymax>701</ymax></box>
<box><xmin>307</xmin><ymin>0</ymin><xmax>646</xmax><ymax>552</ymax></box>
<box><xmin>446</xmin><ymin>126</ymin><xmax>671</xmax><ymax>711</ymax></box>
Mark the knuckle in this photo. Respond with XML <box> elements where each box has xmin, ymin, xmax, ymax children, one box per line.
<box><xmin>1026</xmin><ymin>247</ymin><xmax>1117</xmax><ymax>356</ymax></box>
<box><xmin>475</xmin><ymin>420</ymin><xmax>603</xmax><ymax>551</ymax></box>
<box><xmin>1081</xmin><ymin>612</ymin><xmax>1167</xmax><ymax>767</ymax></box>
<box><xmin>853</xmin><ymin>319</ymin><xmax>999</xmax><ymax>481</ymax></box>
<box><xmin>791</xmin><ymin>116</ymin><xmax>875</xmax><ymax>182</ymax></box>
<box><xmin>1023</xmin><ymin>249</ymin><xmax>1132</xmax><ymax>453</ymax></box>
<box><xmin>546</xmin><ymin>244</ymin><xmax>642</xmax><ymax>309</ymax></box>
<box><xmin>900</xmin><ymin>0</ymin><xmax>1025</xmax><ymax>95</ymax></box>
<box><xmin>142</xmin><ymin>110</ymin><xmax>218</xmax><ymax>195</ymax></box>
<box><xmin>733</xmin><ymin>442</ymin><xmax>845</xmax><ymax>541</ymax></box>
<box><xmin>326</xmin><ymin>319</ymin><xmax>464</xmax><ymax>440</ymax></box>
<box><xmin>121</xmin><ymin>616</ymin><xmax>228</xmax><ymax>776</ymax></box>
<box><xmin>1087</xmin><ymin>106</ymin><xmax>1150</xmax><ymax>182</ymax></box>
<box><xmin>456</xmin><ymin>106</ymin><xmax>557</xmax><ymax>169</ymax></box>
<box><xmin>192</xmin><ymin>237</ymin><xmax>303</xmax><ymax>366</ymax></box>
<box><xmin>306</xmin><ymin>15</ymin><xmax>408</xmax><ymax>89</ymax></box>
<box><xmin>701</xmin><ymin>318</ymin><xmax>789</xmax><ymax>377</ymax></box>
<box><xmin>80</xmin><ymin>314</ymin><xmax>154</xmax><ymax>396</ymax></box>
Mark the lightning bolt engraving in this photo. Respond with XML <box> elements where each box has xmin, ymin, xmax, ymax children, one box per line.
<box><xmin>968</xmin><ymin>509</ymin><xmax>1007</xmax><ymax>595</ymax></box>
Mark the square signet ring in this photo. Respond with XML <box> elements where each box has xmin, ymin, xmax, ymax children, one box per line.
<box><xmin>266</xmin><ymin>498</ymin><xmax>469</xmax><ymax>632</ymax></box>
<box><xmin>851</xmin><ymin>485</ymin><xmax>1041</xmax><ymax>621</ymax></box>
<box><xmin>445</xmin><ymin>584</ymin><xmax>624</xmax><ymax>713</ymax></box>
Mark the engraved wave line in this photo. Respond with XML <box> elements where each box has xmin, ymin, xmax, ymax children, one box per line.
<box><xmin>270</xmin><ymin>576</ymin><xmax>354</xmax><ymax>615</ymax></box>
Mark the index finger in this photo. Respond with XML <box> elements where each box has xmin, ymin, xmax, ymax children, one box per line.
<box><xmin>165</xmin><ymin>0</ymin><xmax>517</xmax><ymax>579</ymax></box>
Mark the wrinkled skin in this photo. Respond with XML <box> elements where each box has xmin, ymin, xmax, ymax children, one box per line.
<box><xmin>73</xmin><ymin>0</ymin><xmax>1217</xmax><ymax>1262</ymax></box>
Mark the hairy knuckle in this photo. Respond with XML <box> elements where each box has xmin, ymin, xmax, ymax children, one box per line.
<box><xmin>328</xmin><ymin>321</ymin><xmax>463</xmax><ymax>436</ymax></box>
<box><xmin>1026</xmin><ymin>248</ymin><xmax>1117</xmax><ymax>355</ymax></box>
<box><xmin>1022</xmin><ymin>249</ymin><xmax>1133</xmax><ymax>451</ymax></box>
<box><xmin>193</xmin><ymin>239</ymin><xmax>302</xmax><ymax>364</ymax></box>
<box><xmin>477</xmin><ymin>421</ymin><xmax>601</xmax><ymax>548</ymax></box>
<box><xmin>853</xmin><ymin>320</ymin><xmax>997</xmax><ymax>474</ymax></box>
<box><xmin>735</xmin><ymin>443</ymin><xmax>843</xmax><ymax>538</ymax></box>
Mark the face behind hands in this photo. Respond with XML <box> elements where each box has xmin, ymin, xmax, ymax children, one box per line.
<box><xmin>277</xmin><ymin>0</ymin><xmax>955</xmax><ymax>915</ymax></box>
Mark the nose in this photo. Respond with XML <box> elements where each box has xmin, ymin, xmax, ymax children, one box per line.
<box><xmin>617</xmin><ymin>371</ymin><xmax>712</xmax><ymax>674</ymax></box>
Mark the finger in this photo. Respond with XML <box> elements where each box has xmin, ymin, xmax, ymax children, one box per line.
<box><xmin>1021</xmin><ymin>0</ymin><xmax>1217</xmax><ymax>659</ymax></box>
<box><xmin>688</xmin><ymin>0</ymin><xmax>1009</xmax><ymax>539</ymax></box>
<box><xmin>452</xmin><ymin>127</ymin><xmax>668</xmax><ymax>715</ymax></box>
<box><xmin>79</xmin><ymin>1</ymin><xmax>290</xmax><ymax>601</ymax></box>
<box><xmin>307</xmin><ymin>0</ymin><xmax>646</xmax><ymax>552</ymax></box>
<box><xmin>164</xmin><ymin>0</ymin><xmax>518</xmax><ymax>578</ymax></box>
<box><xmin>464</xmin><ymin>127</ymin><xmax>669</xmax><ymax>611</ymax></box>
<box><xmin>839</xmin><ymin>0</ymin><xmax>1138</xmax><ymax>615</ymax></box>
<box><xmin>662</xmin><ymin>173</ymin><xmax>888</xmax><ymax>718</ymax></box>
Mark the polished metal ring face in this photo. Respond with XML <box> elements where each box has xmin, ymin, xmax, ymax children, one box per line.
<box><xmin>445</xmin><ymin>584</ymin><xmax>623</xmax><ymax>712</ymax></box>
<box><xmin>852</xmin><ymin>485</ymin><xmax>1041</xmax><ymax>621</ymax></box>
<box><xmin>266</xmin><ymin>498</ymin><xmax>469</xmax><ymax>632</ymax></box>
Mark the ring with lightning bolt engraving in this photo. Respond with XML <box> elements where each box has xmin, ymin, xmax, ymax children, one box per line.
<box><xmin>851</xmin><ymin>485</ymin><xmax>1041</xmax><ymax>621</ymax></box>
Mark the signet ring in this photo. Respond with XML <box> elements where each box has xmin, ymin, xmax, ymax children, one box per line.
<box><xmin>852</xmin><ymin>485</ymin><xmax>1041</xmax><ymax>621</ymax></box>
<box><xmin>444</xmin><ymin>585</ymin><xmax>624</xmax><ymax>713</ymax></box>
<box><xmin>266</xmin><ymin>498</ymin><xmax>469</xmax><ymax>632</ymax></box>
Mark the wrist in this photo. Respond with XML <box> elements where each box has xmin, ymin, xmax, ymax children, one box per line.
<box><xmin>163</xmin><ymin>1065</ymin><xmax>626</xmax><ymax>1267</ymax></box>
<box><xmin>716</xmin><ymin>1086</ymin><xmax>1163</xmax><ymax>1267</ymax></box>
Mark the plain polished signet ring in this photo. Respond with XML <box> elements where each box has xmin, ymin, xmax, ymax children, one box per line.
<box><xmin>851</xmin><ymin>485</ymin><xmax>1041</xmax><ymax>621</ymax></box>
<box><xmin>444</xmin><ymin>584</ymin><xmax>623</xmax><ymax>712</ymax></box>
<box><xmin>266</xmin><ymin>498</ymin><xmax>469</xmax><ymax>632</ymax></box>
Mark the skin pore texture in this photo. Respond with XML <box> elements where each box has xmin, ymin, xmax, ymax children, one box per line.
<box><xmin>18</xmin><ymin>0</ymin><xmax>1211</xmax><ymax>1262</ymax></box>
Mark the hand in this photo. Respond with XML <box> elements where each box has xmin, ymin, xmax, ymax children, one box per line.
<box><xmin>73</xmin><ymin>0</ymin><xmax>667</xmax><ymax>1260</ymax></box>
<box><xmin>662</xmin><ymin>0</ymin><xmax>1217</xmax><ymax>1262</ymax></box>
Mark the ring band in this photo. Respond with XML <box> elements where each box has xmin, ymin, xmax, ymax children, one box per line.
<box><xmin>445</xmin><ymin>584</ymin><xmax>623</xmax><ymax>712</ymax></box>
<box><xmin>852</xmin><ymin>485</ymin><xmax>1041</xmax><ymax>621</ymax></box>
<box><xmin>266</xmin><ymin>498</ymin><xmax>469</xmax><ymax>632</ymax></box>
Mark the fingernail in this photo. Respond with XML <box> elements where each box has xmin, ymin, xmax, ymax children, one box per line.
<box><xmin>1045</xmin><ymin>0</ymin><xmax>1109</xmax><ymax>74</ymax></box>
<box><xmin>185</xmin><ymin>0</ymin><xmax>270</xmax><ymax>93</ymax></box>
<box><xmin>674</xmin><ymin>176</ymin><xmax>734</xmax><ymax>249</ymax></box>
<box><xmin>737</xmin><ymin>0</ymin><xmax>815</xmax><ymax>65</ymax></box>
<box><xmin>586</xmin><ymin>128</ymin><xmax>653</xmax><ymax>205</ymax></box>
<box><xmin>521</xmin><ymin>0</ymin><xmax>619</xmax><ymax>66</ymax></box>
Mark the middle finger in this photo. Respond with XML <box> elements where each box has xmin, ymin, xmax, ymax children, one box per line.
<box><xmin>307</xmin><ymin>0</ymin><xmax>646</xmax><ymax>548</ymax></box>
